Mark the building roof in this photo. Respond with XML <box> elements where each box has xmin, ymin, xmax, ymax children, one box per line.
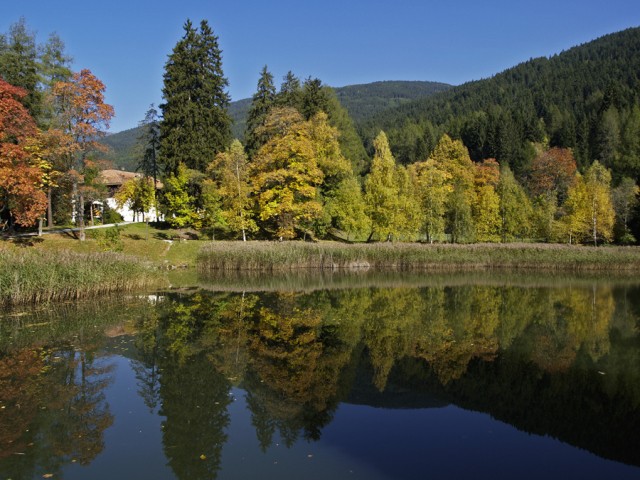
<box><xmin>99</xmin><ymin>169</ymin><xmax>163</xmax><ymax>189</ymax></box>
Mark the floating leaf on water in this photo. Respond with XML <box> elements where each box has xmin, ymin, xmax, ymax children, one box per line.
<box><xmin>43</xmin><ymin>475</ymin><xmax>54</xmax><ymax>478</ymax></box>
<box><xmin>200</xmin><ymin>454</ymin><xmax>207</xmax><ymax>460</ymax></box>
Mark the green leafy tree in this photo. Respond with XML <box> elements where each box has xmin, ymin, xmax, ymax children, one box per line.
<box><xmin>323</xmin><ymin>175</ymin><xmax>369</xmax><ymax>240</ymax></box>
<box><xmin>364</xmin><ymin>131</ymin><xmax>404</xmax><ymax>241</ymax></box>
<box><xmin>114</xmin><ymin>176</ymin><xmax>155</xmax><ymax>222</ymax></box>
<box><xmin>245</xmin><ymin>66</ymin><xmax>276</xmax><ymax>159</ymax></box>
<box><xmin>160</xmin><ymin>19</ymin><xmax>232</xmax><ymax>173</ymax></box>
<box><xmin>612</xmin><ymin>177</ymin><xmax>639</xmax><ymax>244</ymax></box>
<box><xmin>428</xmin><ymin>135</ymin><xmax>476</xmax><ymax>243</ymax></box>
<box><xmin>162</xmin><ymin>163</ymin><xmax>195</xmax><ymax>228</ymax></box>
<box><xmin>409</xmin><ymin>160</ymin><xmax>451</xmax><ymax>243</ymax></box>
<box><xmin>209</xmin><ymin>140</ymin><xmax>257</xmax><ymax>240</ymax></box>
<box><xmin>200</xmin><ymin>178</ymin><xmax>226</xmax><ymax>239</ymax></box>
<box><xmin>497</xmin><ymin>165</ymin><xmax>533</xmax><ymax>242</ymax></box>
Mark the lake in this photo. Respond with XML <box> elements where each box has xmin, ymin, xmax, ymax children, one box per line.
<box><xmin>1</xmin><ymin>272</ymin><xmax>639</xmax><ymax>479</ymax></box>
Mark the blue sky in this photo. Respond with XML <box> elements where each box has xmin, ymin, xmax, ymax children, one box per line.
<box><xmin>2</xmin><ymin>0</ymin><xmax>639</xmax><ymax>133</ymax></box>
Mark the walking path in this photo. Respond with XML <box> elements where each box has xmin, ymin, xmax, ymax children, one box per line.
<box><xmin>1</xmin><ymin>222</ymin><xmax>141</xmax><ymax>238</ymax></box>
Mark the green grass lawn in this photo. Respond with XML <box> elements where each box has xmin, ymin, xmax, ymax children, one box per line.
<box><xmin>5</xmin><ymin>222</ymin><xmax>207</xmax><ymax>268</ymax></box>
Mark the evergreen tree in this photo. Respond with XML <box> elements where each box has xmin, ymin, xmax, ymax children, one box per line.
<box><xmin>38</xmin><ymin>32</ymin><xmax>72</xmax><ymax>127</ymax></box>
<box><xmin>136</xmin><ymin>105</ymin><xmax>161</xmax><ymax>219</ymax></box>
<box><xmin>160</xmin><ymin>19</ymin><xmax>232</xmax><ymax>174</ymax></box>
<box><xmin>300</xmin><ymin>77</ymin><xmax>330</xmax><ymax>120</ymax></box>
<box><xmin>0</xmin><ymin>18</ymin><xmax>40</xmax><ymax>119</ymax></box>
<box><xmin>612</xmin><ymin>177</ymin><xmax>639</xmax><ymax>244</ymax></box>
<box><xmin>245</xmin><ymin>66</ymin><xmax>276</xmax><ymax>159</ymax></box>
<box><xmin>276</xmin><ymin>71</ymin><xmax>302</xmax><ymax>109</ymax></box>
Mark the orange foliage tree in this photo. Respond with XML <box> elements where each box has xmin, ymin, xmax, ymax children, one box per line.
<box><xmin>529</xmin><ymin>147</ymin><xmax>577</xmax><ymax>202</ymax></box>
<box><xmin>52</xmin><ymin>69</ymin><xmax>114</xmax><ymax>238</ymax></box>
<box><xmin>0</xmin><ymin>79</ymin><xmax>47</xmax><ymax>226</ymax></box>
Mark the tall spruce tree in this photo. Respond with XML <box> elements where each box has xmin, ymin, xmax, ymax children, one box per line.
<box><xmin>244</xmin><ymin>65</ymin><xmax>276</xmax><ymax>159</ymax></box>
<box><xmin>0</xmin><ymin>18</ymin><xmax>40</xmax><ymax>119</ymax></box>
<box><xmin>276</xmin><ymin>71</ymin><xmax>302</xmax><ymax>109</ymax></box>
<box><xmin>160</xmin><ymin>19</ymin><xmax>232</xmax><ymax>174</ymax></box>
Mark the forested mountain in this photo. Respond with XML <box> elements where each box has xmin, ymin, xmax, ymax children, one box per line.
<box><xmin>335</xmin><ymin>80</ymin><xmax>451</xmax><ymax>122</ymax></box>
<box><xmin>363</xmin><ymin>27</ymin><xmax>640</xmax><ymax>180</ymax></box>
<box><xmin>101</xmin><ymin>127</ymin><xmax>142</xmax><ymax>171</ymax></box>
<box><xmin>101</xmin><ymin>80</ymin><xmax>450</xmax><ymax>169</ymax></box>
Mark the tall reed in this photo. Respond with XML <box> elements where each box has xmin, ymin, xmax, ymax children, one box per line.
<box><xmin>0</xmin><ymin>248</ymin><xmax>161</xmax><ymax>306</ymax></box>
<box><xmin>197</xmin><ymin>241</ymin><xmax>640</xmax><ymax>272</ymax></box>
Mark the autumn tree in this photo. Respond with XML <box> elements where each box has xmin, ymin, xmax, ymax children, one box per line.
<box><xmin>473</xmin><ymin>159</ymin><xmax>501</xmax><ymax>242</ymax></box>
<box><xmin>250</xmin><ymin>107</ymin><xmax>323</xmax><ymax>239</ymax></box>
<box><xmin>53</xmin><ymin>69</ymin><xmax>114</xmax><ymax>239</ymax></box>
<box><xmin>428</xmin><ymin>134</ymin><xmax>476</xmax><ymax>243</ymax></box>
<box><xmin>160</xmin><ymin>19</ymin><xmax>231</xmax><ymax>174</ymax></box>
<box><xmin>209</xmin><ymin>140</ymin><xmax>257</xmax><ymax>240</ymax></box>
<box><xmin>0</xmin><ymin>79</ymin><xmax>48</xmax><ymax>226</ymax></box>
<box><xmin>497</xmin><ymin>165</ymin><xmax>533</xmax><ymax>241</ymax></box>
<box><xmin>114</xmin><ymin>176</ymin><xmax>156</xmax><ymax>222</ymax></box>
<box><xmin>529</xmin><ymin>147</ymin><xmax>577</xmax><ymax>203</ymax></box>
<box><xmin>561</xmin><ymin>161</ymin><xmax>615</xmax><ymax>245</ymax></box>
<box><xmin>409</xmin><ymin>159</ymin><xmax>451</xmax><ymax>243</ymax></box>
<box><xmin>364</xmin><ymin>131</ymin><xmax>411</xmax><ymax>241</ymax></box>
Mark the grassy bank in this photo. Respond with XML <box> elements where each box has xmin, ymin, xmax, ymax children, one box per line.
<box><xmin>0</xmin><ymin>248</ymin><xmax>162</xmax><ymax>306</ymax></box>
<box><xmin>197</xmin><ymin>241</ymin><xmax>640</xmax><ymax>272</ymax></box>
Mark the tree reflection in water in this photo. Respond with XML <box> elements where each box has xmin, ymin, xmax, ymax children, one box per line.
<box><xmin>1</xmin><ymin>280</ymin><xmax>639</xmax><ymax>478</ymax></box>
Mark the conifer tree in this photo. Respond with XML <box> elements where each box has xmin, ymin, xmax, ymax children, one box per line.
<box><xmin>160</xmin><ymin>19</ymin><xmax>232</xmax><ymax>174</ymax></box>
<box><xmin>245</xmin><ymin>66</ymin><xmax>276</xmax><ymax>159</ymax></box>
<box><xmin>276</xmin><ymin>71</ymin><xmax>302</xmax><ymax>109</ymax></box>
<box><xmin>136</xmin><ymin>105</ymin><xmax>161</xmax><ymax>219</ymax></box>
<box><xmin>0</xmin><ymin>18</ymin><xmax>40</xmax><ymax>119</ymax></box>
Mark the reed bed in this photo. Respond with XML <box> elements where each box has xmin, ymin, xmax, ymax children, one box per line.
<box><xmin>0</xmin><ymin>248</ymin><xmax>161</xmax><ymax>306</ymax></box>
<box><xmin>197</xmin><ymin>241</ymin><xmax>640</xmax><ymax>273</ymax></box>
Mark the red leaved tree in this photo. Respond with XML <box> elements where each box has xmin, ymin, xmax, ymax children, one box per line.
<box><xmin>0</xmin><ymin>79</ymin><xmax>47</xmax><ymax>227</ymax></box>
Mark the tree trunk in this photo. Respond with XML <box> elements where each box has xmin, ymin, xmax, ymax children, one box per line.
<box><xmin>47</xmin><ymin>187</ymin><xmax>53</xmax><ymax>227</ymax></box>
<box><xmin>78</xmin><ymin>191</ymin><xmax>86</xmax><ymax>241</ymax></box>
<box><xmin>38</xmin><ymin>217</ymin><xmax>43</xmax><ymax>237</ymax></box>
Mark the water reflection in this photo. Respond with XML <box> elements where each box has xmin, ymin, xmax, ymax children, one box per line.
<box><xmin>0</xmin><ymin>277</ymin><xmax>639</xmax><ymax>478</ymax></box>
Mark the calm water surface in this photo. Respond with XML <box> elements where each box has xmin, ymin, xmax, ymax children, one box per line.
<box><xmin>1</xmin><ymin>273</ymin><xmax>640</xmax><ymax>479</ymax></box>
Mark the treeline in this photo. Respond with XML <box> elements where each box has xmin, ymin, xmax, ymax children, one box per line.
<box><xmin>0</xmin><ymin>18</ymin><xmax>113</xmax><ymax>236</ymax></box>
<box><xmin>363</xmin><ymin>27</ymin><xmax>640</xmax><ymax>179</ymax></box>
<box><xmin>2</xmin><ymin>18</ymin><xmax>639</xmax><ymax>245</ymax></box>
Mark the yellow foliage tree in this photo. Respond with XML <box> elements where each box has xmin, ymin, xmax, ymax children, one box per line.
<box><xmin>250</xmin><ymin>107</ymin><xmax>323</xmax><ymax>239</ymax></box>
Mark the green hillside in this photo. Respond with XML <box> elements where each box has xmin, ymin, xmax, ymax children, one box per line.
<box><xmin>101</xmin><ymin>80</ymin><xmax>450</xmax><ymax>170</ymax></box>
<box><xmin>335</xmin><ymin>80</ymin><xmax>451</xmax><ymax>123</ymax></box>
<box><xmin>363</xmin><ymin>27</ymin><xmax>640</xmax><ymax>180</ymax></box>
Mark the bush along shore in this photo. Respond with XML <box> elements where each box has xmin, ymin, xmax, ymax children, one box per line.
<box><xmin>0</xmin><ymin>248</ymin><xmax>162</xmax><ymax>306</ymax></box>
<box><xmin>197</xmin><ymin>241</ymin><xmax>640</xmax><ymax>273</ymax></box>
